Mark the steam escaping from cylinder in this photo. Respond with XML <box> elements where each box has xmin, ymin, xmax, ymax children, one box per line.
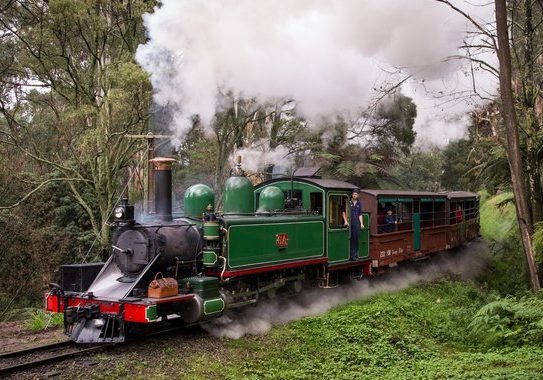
<box><xmin>203</xmin><ymin>241</ymin><xmax>488</xmax><ymax>339</ymax></box>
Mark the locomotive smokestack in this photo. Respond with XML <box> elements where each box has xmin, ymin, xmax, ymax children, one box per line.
<box><xmin>150</xmin><ymin>157</ymin><xmax>176</xmax><ymax>221</ymax></box>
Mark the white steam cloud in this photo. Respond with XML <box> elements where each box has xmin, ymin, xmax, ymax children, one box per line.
<box><xmin>203</xmin><ymin>241</ymin><xmax>488</xmax><ymax>339</ymax></box>
<box><xmin>136</xmin><ymin>0</ymin><xmax>497</xmax><ymax>146</ymax></box>
<box><xmin>232</xmin><ymin>143</ymin><xmax>293</xmax><ymax>174</ymax></box>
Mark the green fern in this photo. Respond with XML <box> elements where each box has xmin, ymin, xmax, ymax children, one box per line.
<box><xmin>469</xmin><ymin>294</ymin><xmax>543</xmax><ymax>347</ymax></box>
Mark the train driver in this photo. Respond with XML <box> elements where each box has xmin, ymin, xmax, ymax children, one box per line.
<box><xmin>342</xmin><ymin>188</ymin><xmax>364</xmax><ymax>260</ymax></box>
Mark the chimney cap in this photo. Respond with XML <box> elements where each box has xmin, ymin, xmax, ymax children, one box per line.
<box><xmin>150</xmin><ymin>157</ymin><xmax>177</xmax><ymax>170</ymax></box>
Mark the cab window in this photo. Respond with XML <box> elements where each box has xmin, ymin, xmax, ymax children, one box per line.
<box><xmin>310</xmin><ymin>192</ymin><xmax>323</xmax><ymax>215</ymax></box>
<box><xmin>329</xmin><ymin>195</ymin><xmax>348</xmax><ymax>229</ymax></box>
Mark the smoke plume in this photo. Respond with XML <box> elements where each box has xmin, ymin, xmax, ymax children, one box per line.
<box><xmin>136</xmin><ymin>1</ymin><xmax>496</xmax><ymax>146</ymax></box>
<box><xmin>203</xmin><ymin>241</ymin><xmax>488</xmax><ymax>339</ymax></box>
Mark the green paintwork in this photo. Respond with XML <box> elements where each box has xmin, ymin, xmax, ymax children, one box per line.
<box><xmin>358</xmin><ymin>213</ymin><xmax>370</xmax><ymax>259</ymax></box>
<box><xmin>421</xmin><ymin>198</ymin><xmax>446</xmax><ymax>202</ymax></box>
<box><xmin>203</xmin><ymin>250</ymin><xmax>219</xmax><ymax>267</ymax></box>
<box><xmin>257</xmin><ymin>186</ymin><xmax>284</xmax><ymax>212</ymax></box>
<box><xmin>413</xmin><ymin>212</ymin><xmax>421</xmax><ymax>250</ymax></box>
<box><xmin>327</xmin><ymin>192</ymin><xmax>349</xmax><ymax>263</ymax></box>
<box><xmin>255</xmin><ymin>181</ymin><xmax>325</xmax><ymax>213</ymax></box>
<box><xmin>255</xmin><ymin>182</ymin><xmax>371</xmax><ymax>265</ymax></box>
<box><xmin>203</xmin><ymin>221</ymin><xmax>219</xmax><ymax>240</ymax></box>
<box><xmin>327</xmin><ymin>226</ymin><xmax>349</xmax><ymax>263</ymax></box>
<box><xmin>184</xmin><ymin>184</ymin><xmax>214</xmax><ymax>218</ymax></box>
<box><xmin>225</xmin><ymin>216</ymin><xmax>324</xmax><ymax>268</ymax></box>
<box><xmin>379</xmin><ymin>198</ymin><xmax>398</xmax><ymax>203</ymax></box>
<box><xmin>379</xmin><ymin>197</ymin><xmax>413</xmax><ymax>203</ymax></box>
<box><xmin>145</xmin><ymin>305</ymin><xmax>158</xmax><ymax>321</ymax></box>
<box><xmin>184</xmin><ymin>276</ymin><xmax>221</xmax><ymax>299</ymax></box>
<box><xmin>204</xmin><ymin>297</ymin><xmax>225</xmax><ymax>315</ymax></box>
<box><xmin>327</xmin><ymin>208</ymin><xmax>370</xmax><ymax>263</ymax></box>
<box><xmin>223</xmin><ymin>176</ymin><xmax>254</xmax><ymax>214</ymax></box>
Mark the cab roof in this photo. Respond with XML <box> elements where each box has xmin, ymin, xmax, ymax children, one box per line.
<box><xmin>255</xmin><ymin>177</ymin><xmax>357</xmax><ymax>191</ymax></box>
<box><xmin>360</xmin><ymin>189</ymin><xmax>447</xmax><ymax>198</ymax></box>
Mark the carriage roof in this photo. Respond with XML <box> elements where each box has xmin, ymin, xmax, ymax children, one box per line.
<box><xmin>442</xmin><ymin>191</ymin><xmax>479</xmax><ymax>200</ymax></box>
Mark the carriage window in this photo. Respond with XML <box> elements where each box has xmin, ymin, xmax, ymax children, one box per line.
<box><xmin>421</xmin><ymin>199</ymin><xmax>447</xmax><ymax>227</ymax></box>
<box><xmin>421</xmin><ymin>201</ymin><xmax>434</xmax><ymax>228</ymax></box>
<box><xmin>465</xmin><ymin>200</ymin><xmax>478</xmax><ymax>220</ymax></box>
<box><xmin>398</xmin><ymin>201</ymin><xmax>413</xmax><ymax>229</ymax></box>
<box><xmin>329</xmin><ymin>195</ymin><xmax>348</xmax><ymax>228</ymax></box>
<box><xmin>377</xmin><ymin>200</ymin><xmax>413</xmax><ymax>234</ymax></box>
<box><xmin>450</xmin><ymin>201</ymin><xmax>463</xmax><ymax>224</ymax></box>
<box><xmin>434</xmin><ymin>201</ymin><xmax>446</xmax><ymax>226</ymax></box>
<box><xmin>310</xmin><ymin>192</ymin><xmax>323</xmax><ymax>214</ymax></box>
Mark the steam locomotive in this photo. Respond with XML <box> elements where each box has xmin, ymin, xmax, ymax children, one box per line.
<box><xmin>45</xmin><ymin>158</ymin><xmax>479</xmax><ymax>343</ymax></box>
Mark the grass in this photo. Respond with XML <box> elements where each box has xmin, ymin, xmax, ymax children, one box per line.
<box><xmin>175</xmin><ymin>281</ymin><xmax>543</xmax><ymax>380</ymax></box>
<box><xmin>62</xmin><ymin>282</ymin><xmax>543</xmax><ymax>379</ymax></box>
<box><xmin>23</xmin><ymin>309</ymin><xmax>64</xmax><ymax>331</ymax></box>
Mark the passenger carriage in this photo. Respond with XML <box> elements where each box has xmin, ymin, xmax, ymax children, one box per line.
<box><xmin>358</xmin><ymin>189</ymin><xmax>480</xmax><ymax>269</ymax></box>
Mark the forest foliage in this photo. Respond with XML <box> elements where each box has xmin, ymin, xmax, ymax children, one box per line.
<box><xmin>0</xmin><ymin>0</ymin><xmax>542</xmax><ymax>310</ymax></box>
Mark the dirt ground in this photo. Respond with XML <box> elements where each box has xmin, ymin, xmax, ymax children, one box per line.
<box><xmin>0</xmin><ymin>322</ymin><xmax>226</xmax><ymax>379</ymax></box>
<box><xmin>0</xmin><ymin>321</ymin><xmax>67</xmax><ymax>354</ymax></box>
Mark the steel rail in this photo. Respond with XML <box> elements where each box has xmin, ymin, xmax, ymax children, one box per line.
<box><xmin>0</xmin><ymin>343</ymin><xmax>112</xmax><ymax>377</ymax></box>
<box><xmin>0</xmin><ymin>341</ymin><xmax>72</xmax><ymax>359</ymax></box>
<box><xmin>0</xmin><ymin>324</ymin><xmax>192</xmax><ymax>377</ymax></box>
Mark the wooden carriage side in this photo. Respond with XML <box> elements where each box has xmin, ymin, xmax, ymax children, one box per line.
<box><xmin>359</xmin><ymin>190</ymin><xmax>450</xmax><ymax>268</ymax></box>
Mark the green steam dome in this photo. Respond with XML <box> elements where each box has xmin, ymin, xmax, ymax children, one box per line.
<box><xmin>184</xmin><ymin>184</ymin><xmax>214</xmax><ymax>218</ymax></box>
<box><xmin>257</xmin><ymin>186</ymin><xmax>284</xmax><ymax>212</ymax></box>
<box><xmin>223</xmin><ymin>176</ymin><xmax>254</xmax><ymax>214</ymax></box>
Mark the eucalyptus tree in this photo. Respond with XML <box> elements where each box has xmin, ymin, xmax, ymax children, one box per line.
<box><xmin>436</xmin><ymin>0</ymin><xmax>541</xmax><ymax>290</ymax></box>
<box><xmin>0</xmin><ymin>0</ymin><xmax>154</xmax><ymax>259</ymax></box>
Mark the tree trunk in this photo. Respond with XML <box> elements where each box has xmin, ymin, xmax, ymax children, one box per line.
<box><xmin>495</xmin><ymin>0</ymin><xmax>540</xmax><ymax>290</ymax></box>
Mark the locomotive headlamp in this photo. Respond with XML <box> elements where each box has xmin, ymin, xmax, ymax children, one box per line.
<box><xmin>113</xmin><ymin>198</ymin><xmax>135</xmax><ymax>224</ymax></box>
<box><xmin>114</xmin><ymin>207</ymin><xmax>124</xmax><ymax>219</ymax></box>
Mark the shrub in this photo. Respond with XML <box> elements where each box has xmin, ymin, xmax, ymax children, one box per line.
<box><xmin>468</xmin><ymin>293</ymin><xmax>543</xmax><ymax>347</ymax></box>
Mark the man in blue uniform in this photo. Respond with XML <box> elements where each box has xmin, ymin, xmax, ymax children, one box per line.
<box><xmin>343</xmin><ymin>188</ymin><xmax>364</xmax><ymax>260</ymax></box>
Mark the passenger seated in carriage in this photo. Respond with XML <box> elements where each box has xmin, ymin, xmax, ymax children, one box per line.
<box><xmin>383</xmin><ymin>209</ymin><xmax>397</xmax><ymax>233</ymax></box>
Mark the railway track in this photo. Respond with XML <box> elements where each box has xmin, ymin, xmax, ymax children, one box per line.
<box><xmin>0</xmin><ymin>340</ymin><xmax>113</xmax><ymax>378</ymax></box>
<box><xmin>0</xmin><ymin>324</ymin><xmax>196</xmax><ymax>378</ymax></box>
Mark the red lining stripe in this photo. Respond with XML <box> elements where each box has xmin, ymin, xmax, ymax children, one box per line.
<box><xmin>209</xmin><ymin>257</ymin><xmax>328</xmax><ymax>278</ymax></box>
